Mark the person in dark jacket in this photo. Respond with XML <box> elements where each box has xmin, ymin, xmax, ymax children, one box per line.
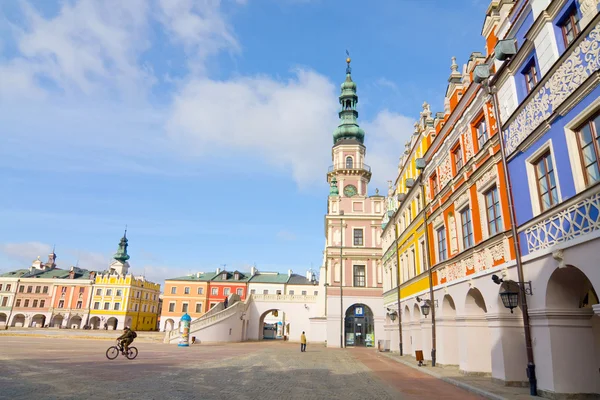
<box><xmin>117</xmin><ymin>327</ymin><xmax>135</xmax><ymax>354</ymax></box>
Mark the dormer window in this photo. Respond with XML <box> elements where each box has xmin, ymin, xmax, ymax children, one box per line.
<box><xmin>222</xmin><ymin>272</ymin><xmax>227</xmax><ymax>280</ymax></box>
<box><xmin>346</xmin><ymin>156</ymin><xmax>353</xmax><ymax>169</ymax></box>
<box><xmin>234</xmin><ymin>273</ymin><xmax>240</xmax><ymax>280</ymax></box>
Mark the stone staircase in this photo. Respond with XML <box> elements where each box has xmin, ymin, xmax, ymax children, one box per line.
<box><xmin>164</xmin><ymin>295</ymin><xmax>249</xmax><ymax>344</ymax></box>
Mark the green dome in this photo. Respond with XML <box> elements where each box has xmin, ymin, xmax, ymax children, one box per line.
<box><xmin>341</xmin><ymin>74</ymin><xmax>356</xmax><ymax>91</ymax></box>
<box><xmin>333</xmin><ymin>124</ymin><xmax>365</xmax><ymax>143</ymax></box>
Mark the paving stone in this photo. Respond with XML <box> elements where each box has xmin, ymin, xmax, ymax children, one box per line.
<box><xmin>0</xmin><ymin>337</ymin><xmax>483</xmax><ymax>400</ymax></box>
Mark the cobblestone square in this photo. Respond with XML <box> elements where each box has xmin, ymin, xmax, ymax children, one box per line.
<box><xmin>0</xmin><ymin>337</ymin><xmax>481</xmax><ymax>399</ymax></box>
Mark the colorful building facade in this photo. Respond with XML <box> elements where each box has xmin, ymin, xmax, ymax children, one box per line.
<box><xmin>491</xmin><ymin>0</ymin><xmax>600</xmax><ymax>396</ymax></box>
<box><xmin>0</xmin><ymin>233</ymin><xmax>161</xmax><ymax>331</ymax></box>
<box><xmin>382</xmin><ymin>0</ymin><xmax>600</xmax><ymax>397</ymax></box>
<box><xmin>89</xmin><ymin>233</ymin><xmax>161</xmax><ymax>331</ymax></box>
<box><xmin>319</xmin><ymin>57</ymin><xmax>385</xmax><ymax>348</ymax></box>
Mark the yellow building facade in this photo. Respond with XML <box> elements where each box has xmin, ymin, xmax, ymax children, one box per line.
<box><xmin>87</xmin><ymin>233</ymin><xmax>161</xmax><ymax>331</ymax></box>
<box><xmin>381</xmin><ymin>102</ymin><xmax>436</xmax><ymax>352</ymax></box>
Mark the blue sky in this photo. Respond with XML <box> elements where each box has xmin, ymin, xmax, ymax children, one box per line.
<box><xmin>0</xmin><ymin>0</ymin><xmax>488</xmax><ymax>288</ymax></box>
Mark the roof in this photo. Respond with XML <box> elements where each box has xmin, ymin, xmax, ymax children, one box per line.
<box><xmin>0</xmin><ymin>269</ymin><xmax>29</xmax><ymax>278</ymax></box>
<box><xmin>211</xmin><ymin>270</ymin><xmax>251</xmax><ymax>282</ymax></box>
<box><xmin>249</xmin><ymin>272</ymin><xmax>289</xmax><ymax>284</ymax></box>
<box><xmin>1</xmin><ymin>267</ymin><xmax>94</xmax><ymax>280</ymax></box>
<box><xmin>287</xmin><ymin>274</ymin><xmax>318</xmax><ymax>286</ymax></box>
<box><xmin>166</xmin><ymin>272</ymin><xmax>218</xmax><ymax>282</ymax></box>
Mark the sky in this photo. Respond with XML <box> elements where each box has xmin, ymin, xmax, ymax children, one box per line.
<box><xmin>0</xmin><ymin>0</ymin><xmax>489</xmax><ymax>288</ymax></box>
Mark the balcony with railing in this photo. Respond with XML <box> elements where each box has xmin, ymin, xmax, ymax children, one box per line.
<box><xmin>328</xmin><ymin>163</ymin><xmax>371</xmax><ymax>173</ymax></box>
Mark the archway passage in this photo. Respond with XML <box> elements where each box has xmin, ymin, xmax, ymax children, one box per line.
<box><xmin>11</xmin><ymin>314</ymin><xmax>25</xmax><ymax>327</ymax></box>
<box><xmin>345</xmin><ymin>304</ymin><xmax>374</xmax><ymax>347</ymax></box>
<box><xmin>0</xmin><ymin>313</ymin><xmax>7</xmax><ymax>326</ymax></box>
<box><xmin>107</xmin><ymin>317</ymin><xmax>118</xmax><ymax>330</ymax></box>
<box><xmin>164</xmin><ymin>318</ymin><xmax>175</xmax><ymax>332</ymax></box>
<box><xmin>543</xmin><ymin>266</ymin><xmax>599</xmax><ymax>395</ymax></box>
<box><xmin>69</xmin><ymin>316</ymin><xmax>82</xmax><ymax>329</ymax></box>
<box><xmin>258</xmin><ymin>309</ymin><xmax>287</xmax><ymax>340</ymax></box>
<box><xmin>89</xmin><ymin>316</ymin><xmax>101</xmax><ymax>330</ymax></box>
<box><xmin>31</xmin><ymin>314</ymin><xmax>46</xmax><ymax>328</ymax></box>
<box><xmin>51</xmin><ymin>315</ymin><xmax>64</xmax><ymax>328</ymax></box>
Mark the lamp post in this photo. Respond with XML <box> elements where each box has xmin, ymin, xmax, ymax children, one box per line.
<box><xmin>339</xmin><ymin>210</ymin><xmax>344</xmax><ymax>349</ymax></box>
<box><xmin>394</xmin><ymin>223</ymin><xmax>404</xmax><ymax>356</ymax></box>
<box><xmin>416</xmin><ymin>158</ymin><xmax>436</xmax><ymax>367</ymax></box>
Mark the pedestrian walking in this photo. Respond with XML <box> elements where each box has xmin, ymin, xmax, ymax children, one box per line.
<box><xmin>300</xmin><ymin>331</ymin><xmax>307</xmax><ymax>352</ymax></box>
<box><xmin>224</xmin><ymin>297</ymin><xmax>229</xmax><ymax>309</ymax></box>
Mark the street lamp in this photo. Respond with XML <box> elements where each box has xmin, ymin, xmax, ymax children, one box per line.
<box><xmin>491</xmin><ymin>274</ymin><xmax>533</xmax><ymax>314</ymax></box>
<box><xmin>416</xmin><ymin>296</ymin><xmax>438</xmax><ymax>318</ymax></box>
<box><xmin>386</xmin><ymin>308</ymin><xmax>398</xmax><ymax>322</ymax></box>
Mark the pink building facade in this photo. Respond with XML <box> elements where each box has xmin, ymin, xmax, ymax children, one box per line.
<box><xmin>320</xmin><ymin>58</ymin><xmax>385</xmax><ymax>348</ymax></box>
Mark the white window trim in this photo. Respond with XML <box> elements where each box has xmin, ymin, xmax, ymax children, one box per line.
<box><xmin>181</xmin><ymin>302</ymin><xmax>189</xmax><ymax>312</ymax></box>
<box><xmin>345</xmin><ymin>155</ymin><xmax>354</xmax><ymax>168</ymax></box>
<box><xmin>564</xmin><ymin>96</ymin><xmax>600</xmax><ymax>194</ymax></box>
<box><xmin>352</xmin><ymin>263</ymin><xmax>367</xmax><ymax>287</ymax></box>
<box><xmin>195</xmin><ymin>302</ymin><xmax>203</xmax><ymax>313</ymax></box>
<box><xmin>476</xmin><ymin>166</ymin><xmax>501</xmax><ymax>240</ymax></box>
<box><xmin>525</xmin><ymin>139</ymin><xmax>563</xmax><ymax>216</ymax></box>
<box><xmin>352</xmin><ymin>227</ymin><xmax>365</xmax><ymax>247</ymax></box>
<box><xmin>419</xmin><ymin>238</ymin><xmax>427</xmax><ymax>273</ymax></box>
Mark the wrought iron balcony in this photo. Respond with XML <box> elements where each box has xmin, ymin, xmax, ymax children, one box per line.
<box><xmin>328</xmin><ymin>164</ymin><xmax>371</xmax><ymax>173</ymax></box>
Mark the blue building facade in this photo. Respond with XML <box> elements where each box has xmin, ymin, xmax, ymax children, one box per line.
<box><xmin>494</xmin><ymin>0</ymin><xmax>600</xmax><ymax>397</ymax></box>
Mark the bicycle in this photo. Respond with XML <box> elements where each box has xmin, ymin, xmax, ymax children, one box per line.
<box><xmin>106</xmin><ymin>340</ymin><xmax>138</xmax><ymax>360</ymax></box>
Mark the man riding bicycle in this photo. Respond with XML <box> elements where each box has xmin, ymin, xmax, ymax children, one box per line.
<box><xmin>117</xmin><ymin>327</ymin><xmax>136</xmax><ymax>355</ymax></box>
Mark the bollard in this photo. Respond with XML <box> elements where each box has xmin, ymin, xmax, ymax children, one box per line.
<box><xmin>178</xmin><ymin>313</ymin><xmax>192</xmax><ymax>347</ymax></box>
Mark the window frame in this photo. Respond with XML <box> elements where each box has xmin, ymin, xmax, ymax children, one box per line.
<box><xmin>452</xmin><ymin>144</ymin><xmax>463</xmax><ymax>174</ymax></box>
<box><xmin>195</xmin><ymin>302</ymin><xmax>203</xmax><ymax>313</ymax></box>
<box><xmin>575</xmin><ymin>112</ymin><xmax>600</xmax><ymax>187</ymax></box>
<box><xmin>460</xmin><ymin>207</ymin><xmax>474</xmax><ymax>249</ymax></box>
<box><xmin>353</xmin><ymin>228</ymin><xmax>364</xmax><ymax>246</ymax></box>
<box><xmin>236</xmin><ymin>288</ymin><xmax>243</xmax><ymax>296</ymax></box>
<box><xmin>523</xmin><ymin>59</ymin><xmax>539</xmax><ymax>94</ymax></box>
<box><xmin>533</xmin><ymin>150</ymin><xmax>559</xmax><ymax>211</ymax></box>
<box><xmin>436</xmin><ymin>227</ymin><xmax>447</xmax><ymax>262</ymax></box>
<box><xmin>211</xmin><ymin>287</ymin><xmax>218</xmax><ymax>296</ymax></box>
<box><xmin>353</xmin><ymin>265</ymin><xmax>366</xmax><ymax>287</ymax></box>
<box><xmin>345</xmin><ymin>156</ymin><xmax>354</xmax><ymax>169</ymax></box>
<box><xmin>475</xmin><ymin>116</ymin><xmax>488</xmax><ymax>151</ymax></box>
<box><xmin>485</xmin><ymin>186</ymin><xmax>503</xmax><ymax>236</ymax></box>
<box><xmin>197</xmin><ymin>287</ymin><xmax>204</xmax><ymax>295</ymax></box>
<box><xmin>224</xmin><ymin>288</ymin><xmax>231</xmax><ymax>296</ymax></box>
<box><xmin>181</xmin><ymin>303</ymin><xmax>188</xmax><ymax>313</ymax></box>
<box><xmin>559</xmin><ymin>5</ymin><xmax>581</xmax><ymax>47</ymax></box>
<box><xmin>184</xmin><ymin>287</ymin><xmax>190</xmax><ymax>294</ymax></box>
<box><xmin>170</xmin><ymin>287</ymin><xmax>177</xmax><ymax>294</ymax></box>
<box><xmin>168</xmin><ymin>302</ymin><xmax>175</xmax><ymax>313</ymax></box>
<box><xmin>430</xmin><ymin>173</ymin><xmax>439</xmax><ymax>197</ymax></box>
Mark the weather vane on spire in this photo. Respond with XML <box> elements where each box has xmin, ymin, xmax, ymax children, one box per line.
<box><xmin>345</xmin><ymin>50</ymin><xmax>351</xmax><ymax>74</ymax></box>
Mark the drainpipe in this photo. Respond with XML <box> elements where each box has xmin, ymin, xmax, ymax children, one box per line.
<box><xmin>489</xmin><ymin>85</ymin><xmax>537</xmax><ymax>396</ymax></box>
<box><xmin>394</xmin><ymin>223</ymin><xmax>403</xmax><ymax>355</ymax></box>
<box><xmin>339</xmin><ymin>211</ymin><xmax>345</xmax><ymax>348</ymax></box>
<box><xmin>420</xmin><ymin>178</ymin><xmax>436</xmax><ymax>367</ymax></box>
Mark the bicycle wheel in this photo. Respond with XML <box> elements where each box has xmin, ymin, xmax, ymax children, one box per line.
<box><xmin>126</xmin><ymin>346</ymin><xmax>138</xmax><ymax>360</ymax></box>
<box><xmin>106</xmin><ymin>346</ymin><xmax>119</xmax><ymax>360</ymax></box>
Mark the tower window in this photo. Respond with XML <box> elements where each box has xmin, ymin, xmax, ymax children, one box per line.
<box><xmin>346</xmin><ymin>156</ymin><xmax>353</xmax><ymax>169</ymax></box>
<box><xmin>345</xmin><ymin>100</ymin><xmax>352</xmax><ymax>110</ymax></box>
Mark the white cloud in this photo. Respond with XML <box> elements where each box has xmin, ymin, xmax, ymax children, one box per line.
<box><xmin>0</xmin><ymin>0</ymin><xmax>413</xmax><ymax>191</ymax></box>
<box><xmin>363</xmin><ymin>110</ymin><xmax>415</xmax><ymax>191</ymax></box>
<box><xmin>1</xmin><ymin>0</ymin><xmax>152</xmax><ymax>100</ymax></box>
<box><xmin>165</xmin><ymin>69</ymin><xmax>339</xmax><ymax>187</ymax></box>
<box><xmin>0</xmin><ymin>242</ymin><xmax>52</xmax><ymax>264</ymax></box>
<box><xmin>156</xmin><ymin>0</ymin><xmax>240</xmax><ymax>72</ymax></box>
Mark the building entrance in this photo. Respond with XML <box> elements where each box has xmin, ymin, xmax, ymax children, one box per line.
<box><xmin>344</xmin><ymin>304</ymin><xmax>374</xmax><ymax>347</ymax></box>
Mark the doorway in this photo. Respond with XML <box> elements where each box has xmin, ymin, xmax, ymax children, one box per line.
<box><xmin>345</xmin><ymin>304</ymin><xmax>374</xmax><ymax>347</ymax></box>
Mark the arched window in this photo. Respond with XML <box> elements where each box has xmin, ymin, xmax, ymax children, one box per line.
<box><xmin>345</xmin><ymin>99</ymin><xmax>352</xmax><ymax>110</ymax></box>
<box><xmin>346</xmin><ymin>156</ymin><xmax>353</xmax><ymax>169</ymax></box>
